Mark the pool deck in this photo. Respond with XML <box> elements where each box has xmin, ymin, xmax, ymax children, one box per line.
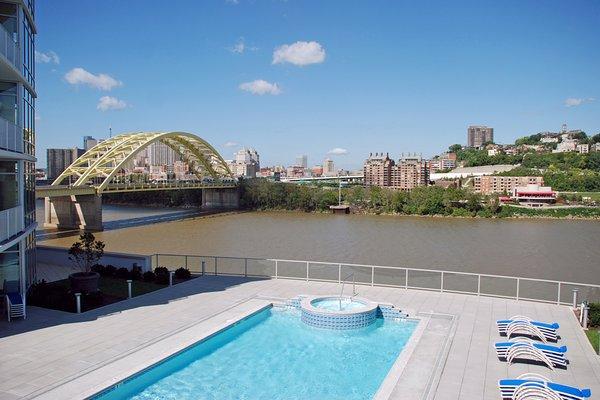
<box><xmin>0</xmin><ymin>276</ymin><xmax>599</xmax><ymax>399</ymax></box>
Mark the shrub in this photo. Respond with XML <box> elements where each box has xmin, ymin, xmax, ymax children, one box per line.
<box><xmin>143</xmin><ymin>271</ymin><xmax>156</xmax><ymax>282</ymax></box>
<box><xmin>589</xmin><ymin>303</ymin><xmax>600</xmax><ymax>327</ymax></box>
<box><xmin>103</xmin><ymin>265</ymin><xmax>117</xmax><ymax>277</ymax></box>
<box><xmin>129</xmin><ymin>265</ymin><xmax>143</xmax><ymax>281</ymax></box>
<box><xmin>115</xmin><ymin>267</ymin><xmax>130</xmax><ymax>279</ymax></box>
<box><xmin>174</xmin><ymin>267</ymin><xmax>191</xmax><ymax>280</ymax></box>
<box><xmin>154</xmin><ymin>266</ymin><xmax>170</xmax><ymax>284</ymax></box>
<box><xmin>91</xmin><ymin>264</ymin><xmax>105</xmax><ymax>275</ymax></box>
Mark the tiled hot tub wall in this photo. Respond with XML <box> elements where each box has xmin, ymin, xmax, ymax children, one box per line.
<box><xmin>285</xmin><ymin>296</ymin><xmax>408</xmax><ymax>330</ymax></box>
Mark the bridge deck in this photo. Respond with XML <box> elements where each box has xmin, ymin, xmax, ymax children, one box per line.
<box><xmin>36</xmin><ymin>182</ymin><xmax>238</xmax><ymax>198</ymax></box>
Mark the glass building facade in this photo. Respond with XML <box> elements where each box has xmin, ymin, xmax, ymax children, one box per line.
<box><xmin>0</xmin><ymin>0</ymin><xmax>36</xmax><ymax>297</ymax></box>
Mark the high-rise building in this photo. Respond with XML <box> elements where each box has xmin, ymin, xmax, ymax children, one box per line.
<box><xmin>83</xmin><ymin>135</ymin><xmax>98</xmax><ymax>151</ymax></box>
<box><xmin>47</xmin><ymin>148</ymin><xmax>85</xmax><ymax>182</ymax></box>
<box><xmin>296</xmin><ymin>154</ymin><xmax>307</xmax><ymax>169</ymax></box>
<box><xmin>148</xmin><ymin>141</ymin><xmax>181</xmax><ymax>166</ymax></box>
<box><xmin>363</xmin><ymin>153</ymin><xmax>393</xmax><ymax>187</ymax></box>
<box><xmin>0</xmin><ymin>1</ymin><xmax>37</xmax><ymax>299</ymax></box>
<box><xmin>323</xmin><ymin>158</ymin><xmax>335</xmax><ymax>176</ymax></box>
<box><xmin>364</xmin><ymin>152</ymin><xmax>428</xmax><ymax>190</ymax></box>
<box><xmin>229</xmin><ymin>148</ymin><xmax>260</xmax><ymax>178</ymax></box>
<box><xmin>467</xmin><ymin>125</ymin><xmax>494</xmax><ymax>148</ymax></box>
<box><xmin>390</xmin><ymin>154</ymin><xmax>429</xmax><ymax>190</ymax></box>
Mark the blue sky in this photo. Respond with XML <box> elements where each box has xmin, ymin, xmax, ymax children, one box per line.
<box><xmin>35</xmin><ymin>0</ymin><xmax>600</xmax><ymax>169</ymax></box>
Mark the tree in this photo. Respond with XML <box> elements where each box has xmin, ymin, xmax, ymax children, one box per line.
<box><xmin>68</xmin><ymin>232</ymin><xmax>105</xmax><ymax>273</ymax></box>
<box><xmin>448</xmin><ymin>144</ymin><xmax>462</xmax><ymax>153</ymax></box>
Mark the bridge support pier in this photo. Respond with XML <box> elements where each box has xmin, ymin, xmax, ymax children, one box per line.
<box><xmin>44</xmin><ymin>194</ymin><xmax>103</xmax><ymax>231</ymax></box>
<box><xmin>202</xmin><ymin>188</ymin><xmax>240</xmax><ymax>210</ymax></box>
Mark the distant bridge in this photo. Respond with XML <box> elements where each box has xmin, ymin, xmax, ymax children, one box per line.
<box><xmin>280</xmin><ymin>175</ymin><xmax>363</xmax><ymax>184</ymax></box>
<box><xmin>39</xmin><ymin>131</ymin><xmax>238</xmax><ymax>231</ymax></box>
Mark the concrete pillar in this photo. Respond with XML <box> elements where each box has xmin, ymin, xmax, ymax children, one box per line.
<box><xmin>202</xmin><ymin>188</ymin><xmax>240</xmax><ymax>210</ymax></box>
<box><xmin>44</xmin><ymin>194</ymin><xmax>103</xmax><ymax>231</ymax></box>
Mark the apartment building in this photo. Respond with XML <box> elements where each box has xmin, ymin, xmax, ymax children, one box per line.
<box><xmin>473</xmin><ymin>175</ymin><xmax>544</xmax><ymax>195</ymax></box>
<box><xmin>0</xmin><ymin>0</ymin><xmax>36</xmax><ymax>297</ymax></box>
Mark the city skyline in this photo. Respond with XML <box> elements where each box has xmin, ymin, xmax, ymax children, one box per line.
<box><xmin>34</xmin><ymin>1</ymin><xmax>600</xmax><ymax>169</ymax></box>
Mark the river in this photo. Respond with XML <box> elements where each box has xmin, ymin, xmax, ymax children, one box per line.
<box><xmin>36</xmin><ymin>202</ymin><xmax>600</xmax><ymax>284</ymax></box>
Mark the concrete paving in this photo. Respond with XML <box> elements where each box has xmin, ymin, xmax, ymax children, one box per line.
<box><xmin>0</xmin><ymin>276</ymin><xmax>598</xmax><ymax>400</ymax></box>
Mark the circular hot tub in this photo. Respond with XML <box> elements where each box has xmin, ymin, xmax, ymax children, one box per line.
<box><xmin>300</xmin><ymin>295</ymin><xmax>378</xmax><ymax>330</ymax></box>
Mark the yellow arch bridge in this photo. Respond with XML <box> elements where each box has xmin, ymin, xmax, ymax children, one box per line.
<box><xmin>38</xmin><ymin>132</ymin><xmax>239</xmax><ymax>231</ymax></box>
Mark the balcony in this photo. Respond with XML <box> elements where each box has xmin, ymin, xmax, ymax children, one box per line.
<box><xmin>0</xmin><ymin>116</ymin><xmax>23</xmax><ymax>154</ymax></box>
<box><xmin>0</xmin><ymin>22</ymin><xmax>18</xmax><ymax>71</ymax></box>
<box><xmin>0</xmin><ymin>206</ymin><xmax>24</xmax><ymax>245</ymax></box>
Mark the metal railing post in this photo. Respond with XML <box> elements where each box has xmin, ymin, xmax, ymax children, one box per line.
<box><xmin>275</xmin><ymin>260</ymin><xmax>278</xmax><ymax>279</ymax></box>
<box><xmin>215</xmin><ymin>256</ymin><xmax>218</xmax><ymax>276</ymax></box>
<box><xmin>477</xmin><ymin>275</ymin><xmax>481</xmax><ymax>296</ymax></box>
<box><xmin>127</xmin><ymin>279</ymin><xmax>132</xmax><ymax>299</ymax></box>
<box><xmin>557</xmin><ymin>282</ymin><xmax>561</xmax><ymax>305</ymax></box>
<box><xmin>306</xmin><ymin>261</ymin><xmax>309</xmax><ymax>282</ymax></box>
<box><xmin>338</xmin><ymin>264</ymin><xmax>342</xmax><ymax>283</ymax></box>
<box><xmin>440</xmin><ymin>271</ymin><xmax>444</xmax><ymax>293</ymax></box>
<box><xmin>405</xmin><ymin>269</ymin><xmax>408</xmax><ymax>289</ymax></box>
<box><xmin>371</xmin><ymin>266</ymin><xmax>374</xmax><ymax>287</ymax></box>
<box><xmin>572</xmin><ymin>289</ymin><xmax>579</xmax><ymax>309</ymax></box>
<box><xmin>169</xmin><ymin>271</ymin><xmax>174</xmax><ymax>287</ymax></box>
<box><xmin>516</xmin><ymin>278</ymin><xmax>520</xmax><ymax>301</ymax></box>
<box><xmin>244</xmin><ymin>258</ymin><xmax>248</xmax><ymax>277</ymax></box>
<box><xmin>75</xmin><ymin>293</ymin><xmax>81</xmax><ymax>314</ymax></box>
<box><xmin>185</xmin><ymin>255</ymin><xmax>188</xmax><ymax>270</ymax></box>
<box><xmin>201</xmin><ymin>260</ymin><xmax>206</xmax><ymax>276</ymax></box>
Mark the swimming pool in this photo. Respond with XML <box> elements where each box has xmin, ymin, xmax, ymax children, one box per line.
<box><xmin>93</xmin><ymin>307</ymin><xmax>418</xmax><ymax>400</ymax></box>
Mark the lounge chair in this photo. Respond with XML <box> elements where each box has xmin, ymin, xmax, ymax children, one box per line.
<box><xmin>497</xmin><ymin>315</ymin><xmax>559</xmax><ymax>342</ymax></box>
<box><xmin>3</xmin><ymin>280</ymin><xmax>26</xmax><ymax>322</ymax></box>
<box><xmin>499</xmin><ymin>373</ymin><xmax>591</xmax><ymax>400</ymax></box>
<box><xmin>495</xmin><ymin>339</ymin><xmax>567</xmax><ymax>369</ymax></box>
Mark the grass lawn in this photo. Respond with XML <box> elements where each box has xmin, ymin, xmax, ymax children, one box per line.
<box><xmin>560</xmin><ymin>192</ymin><xmax>600</xmax><ymax>201</ymax></box>
<box><xmin>586</xmin><ymin>329</ymin><xmax>600</xmax><ymax>354</ymax></box>
<box><xmin>49</xmin><ymin>276</ymin><xmax>167</xmax><ymax>298</ymax></box>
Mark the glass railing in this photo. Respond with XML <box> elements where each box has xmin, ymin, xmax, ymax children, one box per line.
<box><xmin>152</xmin><ymin>253</ymin><xmax>600</xmax><ymax>305</ymax></box>
<box><xmin>0</xmin><ymin>23</ymin><xmax>18</xmax><ymax>68</ymax></box>
<box><xmin>0</xmin><ymin>116</ymin><xmax>22</xmax><ymax>153</ymax></box>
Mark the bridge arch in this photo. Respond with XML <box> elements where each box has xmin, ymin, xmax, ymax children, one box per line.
<box><xmin>52</xmin><ymin>132</ymin><xmax>233</xmax><ymax>193</ymax></box>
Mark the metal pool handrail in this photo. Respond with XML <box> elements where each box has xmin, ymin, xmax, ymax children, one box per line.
<box><xmin>339</xmin><ymin>272</ymin><xmax>356</xmax><ymax>308</ymax></box>
<box><xmin>151</xmin><ymin>253</ymin><xmax>600</xmax><ymax>306</ymax></box>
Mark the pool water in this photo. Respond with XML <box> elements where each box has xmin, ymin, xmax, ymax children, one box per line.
<box><xmin>311</xmin><ymin>297</ymin><xmax>367</xmax><ymax>311</ymax></box>
<box><xmin>94</xmin><ymin>307</ymin><xmax>417</xmax><ymax>400</ymax></box>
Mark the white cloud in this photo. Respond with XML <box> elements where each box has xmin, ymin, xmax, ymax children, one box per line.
<box><xmin>225</xmin><ymin>0</ymin><xmax>239</xmax><ymax>4</ymax></box>
<box><xmin>327</xmin><ymin>147</ymin><xmax>348</xmax><ymax>155</ymax></box>
<box><xmin>565</xmin><ymin>97</ymin><xmax>595</xmax><ymax>107</ymax></box>
<box><xmin>239</xmin><ymin>79</ymin><xmax>281</xmax><ymax>95</ymax></box>
<box><xmin>65</xmin><ymin>67</ymin><xmax>122</xmax><ymax>91</ymax></box>
<box><xmin>97</xmin><ymin>96</ymin><xmax>127</xmax><ymax>111</ymax></box>
<box><xmin>228</xmin><ymin>37</ymin><xmax>257</xmax><ymax>54</ymax></box>
<box><xmin>35</xmin><ymin>50</ymin><xmax>60</xmax><ymax>64</ymax></box>
<box><xmin>224</xmin><ymin>141</ymin><xmax>239</xmax><ymax>147</ymax></box>
<box><xmin>273</xmin><ymin>41</ymin><xmax>326</xmax><ymax>66</ymax></box>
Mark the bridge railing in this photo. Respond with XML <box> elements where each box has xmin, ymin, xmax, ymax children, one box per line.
<box><xmin>151</xmin><ymin>254</ymin><xmax>600</xmax><ymax>305</ymax></box>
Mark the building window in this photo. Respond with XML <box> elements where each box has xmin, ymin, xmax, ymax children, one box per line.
<box><xmin>21</xmin><ymin>9</ymin><xmax>35</xmax><ymax>88</ymax></box>
<box><xmin>22</xmin><ymin>87</ymin><xmax>35</xmax><ymax>155</ymax></box>
<box><xmin>0</xmin><ymin>3</ymin><xmax>17</xmax><ymax>41</ymax></box>
<box><xmin>0</xmin><ymin>161</ymin><xmax>18</xmax><ymax>211</ymax></box>
<box><xmin>0</xmin><ymin>243</ymin><xmax>19</xmax><ymax>291</ymax></box>
<box><xmin>0</xmin><ymin>82</ymin><xmax>17</xmax><ymax>124</ymax></box>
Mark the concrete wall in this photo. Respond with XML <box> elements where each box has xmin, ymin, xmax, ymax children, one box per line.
<box><xmin>37</xmin><ymin>245</ymin><xmax>152</xmax><ymax>272</ymax></box>
<box><xmin>202</xmin><ymin>188</ymin><xmax>240</xmax><ymax>209</ymax></box>
<box><xmin>44</xmin><ymin>194</ymin><xmax>103</xmax><ymax>231</ymax></box>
